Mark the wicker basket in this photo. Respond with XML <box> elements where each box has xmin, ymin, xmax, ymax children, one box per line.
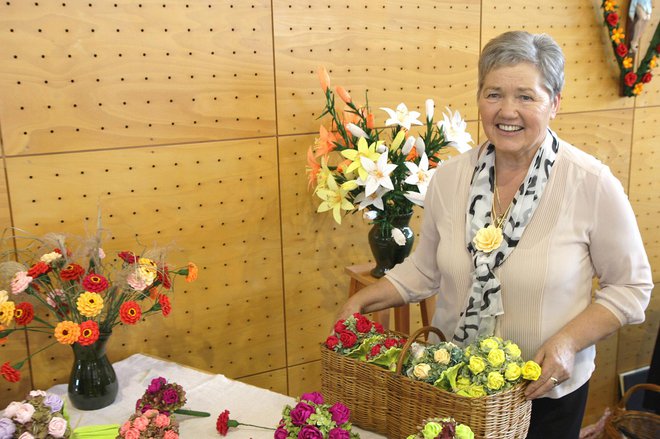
<box><xmin>386</xmin><ymin>326</ymin><xmax>532</xmax><ymax>439</ymax></box>
<box><xmin>320</xmin><ymin>342</ymin><xmax>395</xmax><ymax>434</ymax></box>
<box><xmin>604</xmin><ymin>383</ymin><xmax>660</xmax><ymax>439</ymax></box>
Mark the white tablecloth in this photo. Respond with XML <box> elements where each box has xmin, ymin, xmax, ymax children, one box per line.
<box><xmin>48</xmin><ymin>354</ymin><xmax>385</xmax><ymax>438</ymax></box>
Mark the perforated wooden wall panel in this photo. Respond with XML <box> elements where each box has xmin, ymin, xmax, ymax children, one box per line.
<box><xmin>4</xmin><ymin>137</ymin><xmax>286</xmax><ymax>389</ymax></box>
<box><xmin>273</xmin><ymin>0</ymin><xmax>481</xmax><ymax>134</ymax></box>
<box><xmin>482</xmin><ymin>0</ymin><xmax>634</xmax><ymax>113</ymax></box>
<box><xmin>0</xmin><ymin>0</ymin><xmax>657</xmax><ymax>425</ymax></box>
<box><xmin>0</xmin><ymin>0</ymin><xmax>276</xmax><ymax>155</ymax></box>
<box><xmin>630</xmin><ymin>105</ymin><xmax>660</xmax><ymax>281</ymax></box>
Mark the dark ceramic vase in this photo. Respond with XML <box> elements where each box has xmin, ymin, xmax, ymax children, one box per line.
<box><xmin>368</xmin><ymin>212</ymin><xmax>415</xmax><ymax>278</ymax></box>
<box><xmin>68</xmin><ymin>332</ymin><xmax>118</xmax><ymax>410</ymax></box>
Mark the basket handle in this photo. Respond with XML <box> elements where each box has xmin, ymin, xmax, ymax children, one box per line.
<box><xmin>617</xmin><ymin>383</ymin><xmax>660</xmax><ymax>410</ymax></box>
<box><xmin>395</xmin><ymin>325</ymin><xmax>447</xmax><ymax>375</ymax></box>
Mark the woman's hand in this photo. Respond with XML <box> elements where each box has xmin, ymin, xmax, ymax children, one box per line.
<box><xmin>524</xmin><ymin>332</ymin><xmax>577</xmax><ymax>400</ymax></box>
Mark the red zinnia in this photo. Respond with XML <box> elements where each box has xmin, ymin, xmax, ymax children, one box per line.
<box><xmin>14</xmin><ymin>302</ymin><xmax>34</xmax><ymax>325</ymax></box>
<box><xmin>27</xmin><ymin>261</ymin><xmax>51</xmax><ymax>278</ymax></box>
<box><xmin>60</xmin><ymin>263</ymin><xmax>85</xmax><ymax>281</ymax></box>
<box><xmin>624</xmin><ymin>72</ymin><xmax>638</xmax><ymax>86</ymax></box>
<box><xmin>119</xmin><ymin>301</ymin><xmax>142</xmax><ymax>325</ymax></box>
<box><xmin>606</xmin><ymin>12</ymin><xmax>619</xmax><ymax>27</ymax></box>
<box><xmin>1</xmin><ymin>362</ymin><xmax>20</xmax><ymax>382</ymax></box>
<box><xmin>78</xmin><ymin>320</ymin><xmax>100</xmax><ymax>346</ymax></box>
<box><xmin>158</xmin><ymin>294</ymin><xmax>172</xmax><ymax>317</ymax></box>
<box><xmin>117</xmin><ymin>251</ymin><xmax>138</xmax><ymax>264</ymax></box>
<box><xmin>82</xmin><ymin>273</ymin><xmax>109</xmax><ymax>292</ymax></box>
<box><xmin>616</xmin><ymin>43</ymin><xmax>628</xmax><ymax>57</ymax></box>
<box><xmin>642</xmin><ymin>72</ymin><xmax>652</xmax><ymax>83</ymax></box>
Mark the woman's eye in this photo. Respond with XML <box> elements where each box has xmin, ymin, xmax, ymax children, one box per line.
<box><xmin>520</xmin><ymin>95</ymin><xmax>533</xmax><ymax>101</ymax></box>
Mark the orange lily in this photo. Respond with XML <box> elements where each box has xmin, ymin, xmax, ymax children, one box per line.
<box><xmin>317</xmin><ymin>66</ymin><xmax>330</xmax><ymax>92</ymax></box>
<box><xmin>315</xmin><ymin>126</ymin><xmax>338</xmax><ymax>158</ymax></box>
<box><xmin>336</xmin><ymin>85</ymin><xmax>352</xmax><ymax>104</ymax></box>
<box><xmin>306</xmin><ymin>146</ymin><xmax>321</xmax><ymax>189</ymax></box>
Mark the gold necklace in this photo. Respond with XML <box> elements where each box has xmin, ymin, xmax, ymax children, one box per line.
<box><xmin>492</xmin><ymin>168</ymin><xmax>512</xmax><ymax>229</ymax></box>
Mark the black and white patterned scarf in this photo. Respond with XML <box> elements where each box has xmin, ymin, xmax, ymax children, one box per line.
<box><xmin>452</xmin><ymin>130</ymin><xmax>559</xmax><ymax>345</ymax></box>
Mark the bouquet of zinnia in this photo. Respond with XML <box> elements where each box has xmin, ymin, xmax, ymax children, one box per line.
<box><xmin>0</xmin><ymin>390</ymin><xmax>71</xmax><ymax>439</ymax></box>
<box><xmin>117</xmin><ymin>409</ymin><xmax>179</xmax><ymax>439</ymax></box>
<box><xmin>275</xmin><ymin>392</ymin><xmax>358</xmax><ymax>439</ymax></box>
<box><xmin>308</xmin><ymin>67</ymin><xmax>472</xmax><ymax>233</ymax></box>
<box><xmin>0</xmin><ymin>229</ymin><xmax>198</xmax><ymax>383</ymax></box>
<box><xmin>405</xmin><ymin>417</ymin><xmax>474</xmax><ymax>439</ymax></box>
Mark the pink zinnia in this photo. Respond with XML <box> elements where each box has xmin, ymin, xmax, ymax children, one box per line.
<box><xmin>10</xmin><ymin>271</ymin><xmax>32</xmax><ymax>295</ymax></box>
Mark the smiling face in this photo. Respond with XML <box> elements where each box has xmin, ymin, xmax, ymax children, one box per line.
<box><xmin>478</xmin><ymin>62</ymin><xmax>560</xmax><ymax>162</ymax></box>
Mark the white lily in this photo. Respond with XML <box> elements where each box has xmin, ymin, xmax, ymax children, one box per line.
<box><xmin>404</xmin><ymin>190</ymin><xmax>426</xmax><ymax>207</ymax></box>
<box><xmin>346</xmin><ymin>122</ymin><xmax>368</xmax><ymax>138</ymax></box>
<box><xmin>380</xmin><ymin>103</ymin><xmax>423</xmax><ymax>130</ymax></box>
<box><xmin>392</xmin><ymin>228</ymin><xmax>407</xmax><ymax>246</ymax></box>
<box><xmin>359</xmin><ymin>153</ymin><xmax>398</xmax><ymax>197</ymax></box>
<box><xmin>404</xmin><ymin>153</ymin><xmax>435</xmax><ymax>194</ymax></box>
<box><xmin>363</xmin><ymin>210</ymin><xmax>378</xmax><ymax>221</ymax></box>
<box><xmin>425</xmin><ymin>99</ymin><xmax>434</xmax><ymax>122</ymax></box>
<box><xmin>414</xmin><ymin>136</ymin><xmax>426</xmax><ymax>157</ymax></box>
<box><xmin>354</xmin><ymin>186</ymin><xmax>390</xmax><ymax>211</ymax></box>
<box><xmin>438</xmin><ymin>107</ymin><xmax>473</xmax><ymax>152</ymax></box>
<box><xmin>402</xmin><ymin>136</ymin><xmax>416</xmax><ymax>155</ymax></box>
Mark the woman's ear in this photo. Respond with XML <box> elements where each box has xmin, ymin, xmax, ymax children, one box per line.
<box><xmin>550</xmin><ymin>93</ymin><xmax>561</xmax><ymax>119</ymax></box>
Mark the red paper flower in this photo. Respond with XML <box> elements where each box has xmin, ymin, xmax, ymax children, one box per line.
<box><xmin>27</xmin><ymin>261</ymin><xmax>51</xmax><ymax>278</ymax></box>
<box><xmin>14</xmin><ymin>302</ymin><xmax>34</xmax><ymax>325</ymax></box>
<box><xmin>1</xmin><ymin>362</ymin><xmax>20</xmax><ymax>382</ymax></box>
<box><xmin>355</xmin><ymin>316</ymin><xmax>373</xmax><ymax>333</ymax></box>
<box><xmin>82</xmin><ymin>273</ymin><xmax>109</xmax><ymax>292</ymax></box>
<box><xmin>60</xmin><ymin>263</ymin><xmax>85</xmax><ymax>281</ymax></box>
<box><xmin>384</xmin><ymin>338</ymin><xmax>399</xmax><ymax>349</ymax></box>
<box><xmin>158</xmin><ymin>294</ymin><xmax>172</xmax><ymax>317</ymax></box>
<box><xmin>624</xmin><ymin>72</ymin><xmax>638</xmax><ymax>87</ymax></box>
<box><xmin>339</xmin><ymin>331</ymin><xmax>357</xmax><ymax>348</ymax></box>
<box><xmin>333</xmin><ymin>319</ymin><xmax>346</xmax><ymax>333</ymax></box>
<box><xmin>642</xmin><ymin>72</ymin><xmax>652</xmax><ymax>83</ymax></box>
<box><xmin>606</xmin><ymin>12</ymin><xmax>619</xmax><ymax>26</ymax></box>
<box><xmin>325</xmin><ymin>335</ymin><xmax>339</xmax><ymax>350</ymax></box>
<box><xmin>78</xmin><ymin>320</ymin><xmax>100</xmax><ymax>346</ymax></box>
<box><xmin>616</xmin><ymin>43</ymin><xmax>628</xmax><ymax>57</ymax></box>
<box><xmin>216</xmin><ymin>410</ymin><xmax>230</xmax><ymax>435</ymax></box>
<box><xmin>373</xmin><ymin>322</ymin><xmax>385</xmax><ymax>334</ymax></box>
<box><xmin>118</xmin><ymin>251</ymin><xmax>138</xmax><ymax>263</ymax></box>
<box><xmin>119</xmin><ymin>301</ymin><xmax>142</xmax><ymax>324</ymax></box>
<box><xmin>158</xmin><ymin>266</ymin><xmax>172</xmax><ymax>289</ymax></box>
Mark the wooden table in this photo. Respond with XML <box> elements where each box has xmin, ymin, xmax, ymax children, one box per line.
<box><xmin>345</xmin><ymin>263</ymin><xmax>434</xmax><ymax>334</ymax></box>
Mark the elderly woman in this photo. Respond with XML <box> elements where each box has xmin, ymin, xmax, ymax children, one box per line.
<box><xmin>336</xmin><ymin>31</ymin><xmax>652</xmax><ymax>438</ymax></box>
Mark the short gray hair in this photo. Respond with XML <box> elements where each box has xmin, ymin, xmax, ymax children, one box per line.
<box><xmin>478</xmin><ymin>31</ymin><xmax>565</xmax><ymax>99</ymax></box>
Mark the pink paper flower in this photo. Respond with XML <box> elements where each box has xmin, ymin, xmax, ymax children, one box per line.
<box><xmin>47</xmin><ymin>417</ymin><xmax>68</xmax><ymax>438</ymax></box>
<box><xmin>132</xmin><ymin>416</ymin><xmax>149</xmax><ymax>431</ymax></box>
<box><xmin>154</xmin><ymin>414</ymin><xmax>170</xmax><ymax>428</ymax></box>
<box><xmin>14</xmin><ymin>402</ymin><xmax>35</xmax><ymax>424</ymax></box>
<box><xmin>10</xmin><ymin>272</ymin><xmax>32</xmax><ymax>295</ymax></box>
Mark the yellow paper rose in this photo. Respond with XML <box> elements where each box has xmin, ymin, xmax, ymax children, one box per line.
<box><xmin>422</xmin><ymin>422</ymin><xmax>442</xmax><ymax>439</ymax></box>
<box><xmin>464</xmin><ymin>345</ymin><xmax>472</xmax><ymax>358</ymax></box>
<box><xmin>480</xmin><ymin>337</ymin><xmax>500</xmax><ymax>351</ymax></box>
<box><xmin>487</xmin><ymin>348</ymin><xmax>506</xmax><ymax>367</ymax></box>
<box><xmin>487</xmin><ymin>371</ymin><xmax>505</xmax><ymax>390</ymax></box>
<box><xmin>468</xmin><ymin>356</ymin><xmax>486</xmax><ymax>375</ymax></box>
<box><xmin>76</xmin><ymin>291</ymin><xmax>104</xmax><ymax>317</ymax></box>
<box><xmin>466</xmin><ymin>385</ymin><xmax>487</xmax><ymax>397</ymax></box>
<box><xmin>504</xmin><ymin>342</ymin><xmax>522</xmax><ymax>359</ymax></box>
<box><xmin>413</xmin><ymin>363</ymin><xmax>432</xmax><ymax>380</ymax></box>
<box><xmin>473</xmin><ymin>225</ymin><xmax>503</xmax><ymax>253</ymax></box>
<box><xmin>505</xmin><ymin>362</ymin><xmax>522</xmax><ymax>381</ymax></box>
<box><xmin>456</xmin><ymin>424</ymin><xmax>475</xmax><ymax>439</ymax></box>
<box><xmin>521</xmin><ymin>360</ymin><xmax>542</xmax><ymax>381</ymax></box>
<box><xmin>457</xmin><ymin>376</ymin><xmax>472</xmax><ymax>389</ymax></box>
<box><xmin>433</xmin><ymin>348</ymin><xmax>451</xmax><ymax>365</ymax></box>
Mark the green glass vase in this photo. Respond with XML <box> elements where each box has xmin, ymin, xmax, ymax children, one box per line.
<box><xmin>68</xmin><ymin>332</ymin><xmax>118</xmax><ymax>410</ymax></box>
<box><xmin>368</xmin><ymin>212</ymin><xmax>415</xmax><ymax>278</ymax></box>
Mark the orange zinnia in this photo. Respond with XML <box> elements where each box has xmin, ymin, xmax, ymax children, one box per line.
<box><xmin>54</xmin><ymin>321</ymin><xmax>81</xmax><ymax>345</ymax></box>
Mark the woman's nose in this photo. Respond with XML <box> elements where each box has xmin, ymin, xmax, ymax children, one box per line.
<box><xmin>499</xmin><ymin>98</ymin><xmax>518</xmax><ymax>118</ymax></box>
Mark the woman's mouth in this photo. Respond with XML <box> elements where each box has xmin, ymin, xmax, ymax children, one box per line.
<box><xmin>497</xmin><ymin>124</ymin><xmax>523</xmax><ymax>132</ymax></box>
